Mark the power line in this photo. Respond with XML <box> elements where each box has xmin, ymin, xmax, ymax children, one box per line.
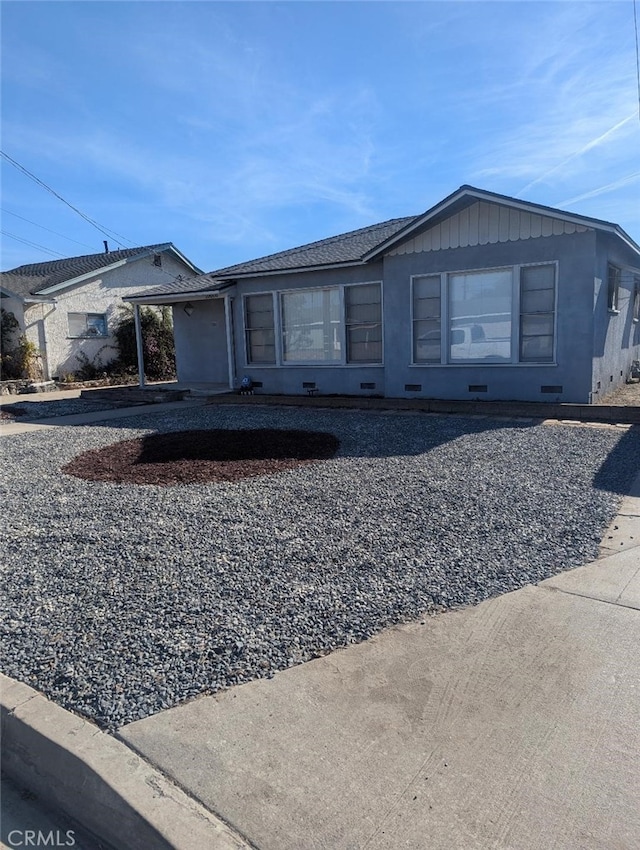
<box><xmin>634</xmin><ymin>0</ymin><xmax>640</xmax><ymax>121</ymax></box>
<box><xmin>0</xmin><ymin>150</ymin><xmax>135</xmax><ymax>248</ymax></box>
<box><xmin>0</xmin><ymin>152</ymin><xmax>204</xmax><ymax>289</ymax></box>
<box><xmin>1</xmin><ymin>230</ymin><xmax>66</xmax><ymax>259</ymax></box>
<box><xmin>1</xmin><ymin>208</ymin><xmax>97</xmax><ymax>251</ymax></box>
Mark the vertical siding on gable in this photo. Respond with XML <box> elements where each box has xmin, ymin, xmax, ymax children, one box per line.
<box><xmin>388</xmin><ymin>202</ymin><xmax>591</xmax><ymax>255</ymax></box>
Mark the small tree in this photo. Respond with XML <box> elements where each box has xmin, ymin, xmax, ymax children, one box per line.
<box><xmin>112</xmin><ymin>305</ymin><xmax>176</xmax><ymax>380</ymax></box>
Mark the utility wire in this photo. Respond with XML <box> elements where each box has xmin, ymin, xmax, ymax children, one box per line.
<box><xmin>1</xmin><ymin>208</ymin><xmax>97</xmax><ymax>251</ymax></box>
<box><xmin>1</xmin><ymin>230</ymin><xmax>66</xmax><ymax>259</ymax></box>
<box><xmin>635</xmin><ymin>0</ymin><xmax>640</xmax><ymax>121</ymax></box>
<box><xmin>0</xmin><ymin>150</ymin><xmax>135</xmax><ymax>248</ymax></box>
<box><xmin>1</xmin><ymin>152</ymin><xmax>204</xmax><ymax>288</ymax></box>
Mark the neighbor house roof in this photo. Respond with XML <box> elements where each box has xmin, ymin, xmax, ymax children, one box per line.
<box><xmin>128</xmin><ymin>185</ymin><xmax>640</xmax><ymax>303</ymax></box>
<box><xmin>0</xmin><ymin>243</ymin><xmax>202</xmax><ymax>299</ymax></box>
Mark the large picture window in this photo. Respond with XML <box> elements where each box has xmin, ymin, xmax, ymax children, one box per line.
<box><xmin>449</xmin><ymin>269</ymin><xmax>512</xmax><ymax>362</ymax></box>
<box><xmin>411</xmin><ymin>263</ymin><xmax>557</xmax><ymax>365</ymax></box>
<box><xmin>281</xmin><ymin>288</ymin><xmax>341</xmax><ymax>363</ymax></box>
<box><xmin>243</xmin><ymin>282</ymin><xmax>382</xmax><ymax>366</ymax></box>
<box><xmin>244</xmin><ymin>294</ymin><xmax>275</xmax><ymax>364</ymax></box>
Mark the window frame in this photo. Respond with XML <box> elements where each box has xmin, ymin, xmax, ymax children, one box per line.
<box><xmin>607</xmin><ymin>264</ymin><xmax>621</xmax><ymax>313</ymax></box>
<box><xmin>67</xmin><ymin>312</ymin><xmax>108</xmax><ymax>339</ymax></box>
<box><xmin>410</xmin><ymin>261</ymin><xmax>558</xmax><ymax>367</ymax></box>
<box><xmin>243</xmin><ymin>292</ymin><xmax>277</xmax><ymax>365</ymax></box>
<box><xmin>632</xmin><ymin>274</ymin><xmax>640</xmax><ymax>323</ymax></box>
<box><xmin>242</xmin><ymin>281</ymin><xmax>383</xmax><ymax>368</ymax></box>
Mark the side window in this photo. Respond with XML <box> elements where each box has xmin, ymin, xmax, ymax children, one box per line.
<box><xmin>68</xmin><ymin>313</ymin><xmax>107</xmax><ymax>338</ymax></box>
<box><xmin>344</xmin><ymin>283</ymin><xmax>382</xmax><ymax>363</ymax></box>
<box><xmin>412</xmin><ymin>275</ymin><xmax>441</xmax><ymax>363</ymax></box>
<box><xmin>633</xmin><ymin>275</ymin><xmax>640</xmax><ymax>322</ymax></box>
<box><xmin>607</xmin><ymin>265</ymin><xmax>621</xmax><ymax>312</ymax></box>
<box><xmin>244</xmin><ymin>294</ymin><xmax>275</xmax><ymax>364</ymax></box>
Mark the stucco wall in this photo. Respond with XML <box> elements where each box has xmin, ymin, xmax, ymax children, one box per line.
<box><xmin>222</xmin><ymin>232</ymin><xmax>598</xmax><ymax>403</ymax></box>
<box><xmin>230</xmin><ymin>264</ymin><xmax>387</xmax><ymax>397</ymax></box>
<box><xmin>23</xmin><ymin>252</ymin><xmax>195</xmax><ymax>379</ymax></box>
<box><xmin>382</xmin><ymin>230</ymin><xmax>597</xmax><ymax>403</ymax></box>
<box><xmin>173</xmin><ymin>299</ymin><xmax>229</xmax><ymax>384</ymax></box>
<box><xmin>591</xmin><ymin>233</ymin><xmax>640</xmax><ymax>401</ymax></box>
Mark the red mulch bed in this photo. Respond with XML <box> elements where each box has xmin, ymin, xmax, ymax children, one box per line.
<box><xmin>62</xmin><ymin>428</ymin><xmax>340</xmax><ymax>486</ymax></box>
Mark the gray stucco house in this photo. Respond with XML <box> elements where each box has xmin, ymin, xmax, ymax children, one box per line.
<box><xmin>1</xmin><ymin>243</ymin><xmax>202</xmax><ymax>380</ymax></box>
<box><xmin>127</xmin><ymin>186</ymin><xmax>640</xmax><ymax>404</ymax></box>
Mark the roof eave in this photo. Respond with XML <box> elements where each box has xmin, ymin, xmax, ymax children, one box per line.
<box><xmin>35</xmin><ymin>243</ymin><xmax>201</xmax><ymax>296</ymax></box>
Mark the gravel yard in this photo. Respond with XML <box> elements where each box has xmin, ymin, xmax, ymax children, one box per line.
<box><xmin>1</xmin><ymin>405</ymin><xmax>638</xmax><ymax>731</ymax></box>
<box><xmin>0</xmin><ymin>398</ymin><xmax>117</xmax><ymax>420</ymax></box>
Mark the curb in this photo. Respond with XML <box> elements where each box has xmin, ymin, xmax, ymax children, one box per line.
<box><xmin>0</xmin><ymin>674</ymin><xmax>252</xmax><ymax>850</ymax></box>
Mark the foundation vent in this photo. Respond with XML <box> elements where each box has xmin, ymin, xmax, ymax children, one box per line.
<box><xmin>360</xmin><ymin>382</ymin><xmax>376</xmax><ymax>390</ymax></box>
<box><xmin>468</xmin><ymin>385</ymin><xmax>488</xmax><ymax>393</ymax></box>
<box><xmin>404</xmin><ymin>384</ymin><xmax>422</xmax><ymax>392</ymax></box>
<box><xmin>541</xmin><ymin>385</ymin><xmax>563</xmax><ymax>394</ymax></box>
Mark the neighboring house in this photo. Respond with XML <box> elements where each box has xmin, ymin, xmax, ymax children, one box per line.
<box><xmin>0</xmin><ymin>244</ymin><xmax>202</xmax><ymax>380</ymax></box>
<box><xmin>126</xmin><ymin>186</ymin><xmax>640</xmax><ymax>404</ymax></box>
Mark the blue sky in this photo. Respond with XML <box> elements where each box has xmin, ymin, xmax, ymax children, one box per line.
<box><xmin>1</xmin><ymin>1</ymin><xmax>639</xmax><ymax>273</ymax></box>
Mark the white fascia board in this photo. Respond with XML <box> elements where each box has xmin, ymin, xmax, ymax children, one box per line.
<box><xmin>37</xmin><ymin>257</ymin><xmax>145</xmax><ymax>295</ymax></box>
<box><xmin>165</xmin><ymin>245</ymin><xmax>204</xmax><ymax>275</ymax></box>
<box><xmin>36</xmin><ymin>244</ymin><xmax>200</xmax><ymax>296</ymax></box>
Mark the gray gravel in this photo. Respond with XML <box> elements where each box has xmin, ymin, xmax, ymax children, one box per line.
<box><xmin>1</xmin><ymin>398</ymin><xmax>117</xmax><ymax>420</ymax></box>
<box><xmin>1</xmin><ymin>406</ymin><xmax>638</xmax><ymax>731</ymax></box>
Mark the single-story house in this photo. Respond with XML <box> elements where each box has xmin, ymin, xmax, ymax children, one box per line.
<box><xmin>0</xmin><ymin>244</ymin><xmax>202</xmax><ymax>380</ymax></box>
<box><xmin>125</xmin><ymin>186</ymin><xmax>640</xmax><ymax>404</ymax></box>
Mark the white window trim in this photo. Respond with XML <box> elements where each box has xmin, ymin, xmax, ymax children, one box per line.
<box><xmin>243</xmin><ymin>281</ymin><xmax>384</xmax><ymax>368</ymax></box>
<box><xmin>607</xmin><ymin>264</ymin><xmax>621</xmax><ymax>314</ymax></box>
<box><xmin>410</xmin><ymin>261</ymin><xmax>558</xmax><ymax>367</ymax></box>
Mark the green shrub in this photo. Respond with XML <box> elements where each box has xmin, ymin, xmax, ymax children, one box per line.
<box><xmin>112</xmin><ymin>305</ymin><xmax>176</xmax><ymax>381</ymax></box>
<box><xmin>1</xmin><ymin>310</ymin><xmax>42</xmax><ymax>379</ymax></box>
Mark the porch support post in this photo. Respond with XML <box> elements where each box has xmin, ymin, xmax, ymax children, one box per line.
<box><xmin>223</xmin><ymin>295</ymin><xmax>235</xmax><ymax>390</ymax></box>
<box><xmin>133</xmin><ymin>303</ymin><xmax>146</xmax><ymax>387</ymax></box>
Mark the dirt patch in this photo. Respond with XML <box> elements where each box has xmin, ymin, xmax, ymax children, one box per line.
<box><xmin>596</xmin><ymin>381</ymin><xmax>640</xmax><ymax>406</ymax></box>
<box><xmin>62</xmin><ymin>428</ymin><xmax>341</xmax><ymax>486</ymax></box>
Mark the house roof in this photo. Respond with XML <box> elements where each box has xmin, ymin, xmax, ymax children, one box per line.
<box><xmin>127</xmin><ymin>185</ymin><xmax>640</xmax><ymax>302</ymax></box>
<box><xmin>0</xmin><ymin>243</ymin><xmax>202</xmax><ymax>299</ymax></box>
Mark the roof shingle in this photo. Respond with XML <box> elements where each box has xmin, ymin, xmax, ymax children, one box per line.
<box><xmin>0</xmin><ymin>244</ymin><xmax>172</xmax><ymax>297</ymax></box>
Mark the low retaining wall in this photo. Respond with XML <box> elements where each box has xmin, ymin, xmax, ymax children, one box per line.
<box><xmin>205</xmin><ymin>393</ymin><xmax>640</xmax><ymax>425</ymax></box>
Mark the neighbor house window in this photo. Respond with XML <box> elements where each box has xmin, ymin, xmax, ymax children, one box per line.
<box><xmin>412</xmin><ymin>275</ymin><xmax>441</xmax><ymax>363</ymax></box>
<box><xmin>633</xmin><ymin>275</ymin><xmax>640</xmax><ymax>322</ymax></box>
<box><xmin>345</xmin><ymin>283</ymin><xmax>382</xmax><ymax>363</ymax></box>
<box><xmin>244</xmin><ymin>294</ymin><xmax>276</xmax><ymax>364</ymax></box>
<box><xmin>68</xmin><ymin>313</ymin><xmax>107</xmax><ymax>338</ymax></box>
<box><xmin>410</xmin><ymin>263</ymin><xmax>557</xmax><ymax>365</ymax></box>
<box><xmin>607</xmin><ymin>265</ymin><xmax>621</xmax><ymax>312</ymax></box>
<box><xmin>519</xmin><ymin>264</ymin><xmax>556</xmax><ymax>362</ymax></box>
<box><xmin>449</xmin><ymin>268</ymin><xmax>512</xmax><ymax>362</ymax></box>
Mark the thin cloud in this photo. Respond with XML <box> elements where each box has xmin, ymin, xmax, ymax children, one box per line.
<box><xmin>557</xmin><ymin>172</ymin><xmax>640</xmax><ymax>206</ymax></box>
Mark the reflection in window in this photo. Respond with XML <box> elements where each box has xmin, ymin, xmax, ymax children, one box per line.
<box><xmin>413</xmin><ymin>275</ymin><xmax>441</xmax><ymax>363</ymax></box>
<box><xmin>449</xmin><ymin>269</ymin><xmax>512</xmax><ymax>361</ymax></box>
<box><xmin>520</xmin><ymin>265</ymin><xmax>555</xmax><ymax>362</ymax></box>
<box><xmin>68</xmin><ymin>313</ymin><xmax>108</xmax><ymax>338</ymax></box>
<box><xmin>345</xmin><ymin>283</ymin><xmax>382</xmax><ymax>363</ymax></box>
<box><xmin>281</xmin><ymin>288</ymin><xmax>341</xmax><ymax>363</ymax></box>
